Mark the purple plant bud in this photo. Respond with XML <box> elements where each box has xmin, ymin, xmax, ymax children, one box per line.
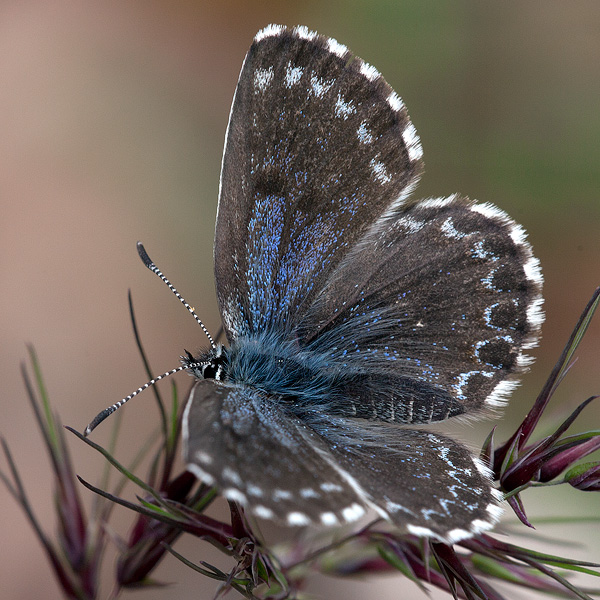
<box><xmin>539</xmin><ymin>436</ymin><xmax>600</xmax><ymax>482</ymax></box>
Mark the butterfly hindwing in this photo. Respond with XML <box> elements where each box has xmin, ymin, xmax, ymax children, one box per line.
<box><xmin>183</xmin><ymin>381</ymin><xmax>501</xmax><ymax>541</ymax></box>
<box><xmin>317</xmin><ymin>420</ymin><xmax>503</xmax><ymax>541</ymax></box>
<box><xmin>299</xmin><ymin>195</ymin><xmax>543</xmax><ymax>423</ymax></box>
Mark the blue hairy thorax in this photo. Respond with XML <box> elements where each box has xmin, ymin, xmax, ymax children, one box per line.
<box><xmin>184</xmin><ymin>314</ymin><xmax>461</xmax><ymax>430</ymax></box>
<box><xmin>194</xmin><ymin>330</ymin><xmax>347</xmax><ymax>413</ymax></box>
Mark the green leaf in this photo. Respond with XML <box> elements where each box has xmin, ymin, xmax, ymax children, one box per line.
<box><xmin>470</xmin><ymin>554</ymin><xmax>526</xmax><ymax>584</ymax></box>
<box><xmin>377</xmin><ymin>544</ymin><xmax>421</xmax><ymax>584</ymax></box>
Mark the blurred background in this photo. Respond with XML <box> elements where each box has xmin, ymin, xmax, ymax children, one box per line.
<box><xmin>1</xmin><ymin>1</ymin><xmax>599</xmax><ymax>599</ymax></box>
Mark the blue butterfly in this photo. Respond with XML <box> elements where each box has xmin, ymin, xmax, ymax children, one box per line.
<box><xmin>90</xmin><ymin>25</ymin><xmax>544</xmax><ymax>543</ymax></box>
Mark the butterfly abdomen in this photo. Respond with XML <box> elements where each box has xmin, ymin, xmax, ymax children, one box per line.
<box><xmin>201</xmin><ymin>332</ymin><xmax>462</xmax><ymax>427</ymax></box>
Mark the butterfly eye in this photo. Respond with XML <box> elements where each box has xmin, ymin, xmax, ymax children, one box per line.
<box><xmin>201</xmin><ymin>359</ymin><xmax>225</xmax><ymax>381</ymax></box>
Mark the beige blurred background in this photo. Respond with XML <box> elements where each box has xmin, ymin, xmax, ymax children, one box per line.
<box><xmin>1</xmin><ymin>1</ymin><xmax>599</xmax><ymax>599</ymax></box>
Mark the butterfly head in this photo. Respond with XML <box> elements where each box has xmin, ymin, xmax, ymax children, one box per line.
<box><xmin>182</xmin><ymin>344</ymin><xmax>227</xmax><ymax>381</ymax></box>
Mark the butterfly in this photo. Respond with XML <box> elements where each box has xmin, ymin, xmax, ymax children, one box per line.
<box><xmin>91</xmin><ymin>24</ymin><xmax>544</xmax><ymax>543</ymax></box>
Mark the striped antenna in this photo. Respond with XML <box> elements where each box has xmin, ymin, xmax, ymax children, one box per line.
<box><xmin>84</xmin><ymin>242</ymin><xmax>216</xmax><ymax>436</ymax></box>
<box><xmin>84</xmin><ymin>360</ymin><xmax>208</xmax><ymax>436</ymax></box>
<box><xmin>136</xmin><ymin>242</ymin><xmax>216</xmax><ymax>349</ymax></box>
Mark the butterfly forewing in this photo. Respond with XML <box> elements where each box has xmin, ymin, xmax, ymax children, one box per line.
<box><xmin>184</xmin><ymin>380</ymin><xmax>368</xmax><ymax>527</ymax></box>
<box><xmin>215</xmin><ymin>25</ymin><xmax>423</xmax><ymax>340</ymax></box>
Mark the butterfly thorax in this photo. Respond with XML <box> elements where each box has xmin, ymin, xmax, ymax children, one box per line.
<box><xmin>183</xmin><ymin>331</ymin><xmax>470</xmax><ymax>424</ymax></box>
<box><xmin>184</xmin><ymin>334</ymin><xmax>342</xmax><ymax>411</ymax></box>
